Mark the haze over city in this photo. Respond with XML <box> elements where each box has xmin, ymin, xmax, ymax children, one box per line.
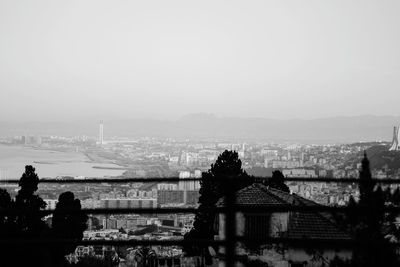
<box><xmin>1</xmin><ymin>0</ymin><xmax>400</xmax><ymax>122</ymax></box>
<box><xmin>3</xmin><ymin>1</ymin><xmax>400</xmax><ymax>267</ymax></box>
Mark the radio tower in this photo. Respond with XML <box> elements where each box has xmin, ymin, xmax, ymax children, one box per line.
<box><xmin>389</xmin><ymin>126</ymin><xmax>400</xmax><ymax>151</ymax></box>
<box><xmin>99</xmin><ymin>120</ymin><xmax>104</xmax><ymax>145</ymax></box>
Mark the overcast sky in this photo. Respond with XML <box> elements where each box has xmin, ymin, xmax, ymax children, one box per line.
<box><xmin>1</xmin><ymin>0</ymin><xmax>399</xmax><ymax>122</ymax></box>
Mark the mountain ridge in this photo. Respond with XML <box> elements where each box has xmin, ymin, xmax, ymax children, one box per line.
<box><xmin>1</xmin><ymin>114</ymin><xmax>399</xmax><ymax>143</ymax></box>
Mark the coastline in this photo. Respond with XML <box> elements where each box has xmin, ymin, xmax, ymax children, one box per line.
<box><xmin>0</xmin><ymin>143</ymin><xmax>126</xmax><ymax>178</ymax></box>
<box><xmin>92</xmin><ymin>166</ymin><xmax>127</xmax><ymax>170</ymax></box>
<box><xmin>33</xmin><ymin>161</ymin><xmax>55</xmax><ymax>165</ymax></box>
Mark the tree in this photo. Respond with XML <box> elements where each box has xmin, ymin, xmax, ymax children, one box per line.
<box><xmin>185</xmin><ymin>150</ymin><xmax>252</xmax><ymax>258</ymax></box>
<box><xmin>0</xmin><ymin>188</ymin><xmax>16</xmax><ymax>239</ymax></box>
<box><xmin>263</xmin><ymin>170</ymin><xmax>290</xmax><ymax>193</ymax></box>
<box><xmin>356</xmin><ymin>152</ymin><xmax>385</xmax><ymax>240</ymax></box>
<box><xmin>14</xmin><ymin>165</ymin><xmax>47</xmax><ymax>235</ymax></box>
<box><xmin>358</xmin><ymin>152</ymin><xmax>375</xmax><ymax>209</ymax></box>
<box><xmin>0</xmin><ymin>189</ymin><xmax>12</xmax><ymax>224</ymax></box>
<box><xmin>18</xmin><ymin>165</ymin><xmax>40</xmax><ymax>195</ymax></box>
<box><xmin>133</xmin><ymin>246</ymin><xmax>157</xmax><ymax>267</ymax></box>
<box><xmin>52</xmin><ymin>191</ymin><xmax>88</xmax><ymax>265</ymax></box>
<box><xmin>11</xmin><ymin>166</ymin><xmax>50</xmax><ymax>267</ymax></box>
<box><xmin>195</xmin><ymin>150</ymin><xmax>250</xmax><ymax>232</ymax></box>
<box><xmin>0</xmin><ymin>165</ymin><xmax>88</xmax><ymax>267</ymax></box>
<box><xmin>345</xmin><ymin>153</ymin><xmax>399</xmax><ymax>267</ymax></box>
<box><xmin>345</xmin><ymin>195</ymin><xmax>358</xmax><ymax>226</ymax></box>
<box><xmin>0</xmin><ymin>169</ymin><xmax>49</xmax><ymax>265</ymax></box>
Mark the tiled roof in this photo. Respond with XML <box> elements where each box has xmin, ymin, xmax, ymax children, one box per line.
<box><xmin>216</xmin><ymin>183</ymin><xmax>292</xmax><ymax>207</ymax></box>
<box><xmin>286</xmin><ymin>211</ymin><xmax>351</xmax><ymax>240</ymax></box>
<box><xmin>217</xmin><ymin>183</ymin><xmax>352</xmax><ymax>241</ymax></box>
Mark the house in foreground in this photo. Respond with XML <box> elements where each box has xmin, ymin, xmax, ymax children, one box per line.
<box><xmin>216</xmin><ymin>183</ymin><xmax>352</xmax><ymax>267</ymax></box>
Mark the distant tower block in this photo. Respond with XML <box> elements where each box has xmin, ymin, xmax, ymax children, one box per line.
<box><xmin>389</xmin><ymin>126</ymin><xmax>400</xmax><ymax>151</ymax></box>
<box><xmin>99</xmin><ymin>121</ymin><xmax>104</xmax><ymax>145</ymax></box>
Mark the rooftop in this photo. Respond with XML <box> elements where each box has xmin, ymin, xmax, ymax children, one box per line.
<box><xmin>217</xmin><ymin>183</ymin><xmax>352</xmax><ymax>241</ymax></box>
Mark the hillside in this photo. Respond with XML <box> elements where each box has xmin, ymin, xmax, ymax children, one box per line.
<box><xmin>366</xmin><ymin>145</ymin><xmax>400</xmax><ymax>170</ymax></box>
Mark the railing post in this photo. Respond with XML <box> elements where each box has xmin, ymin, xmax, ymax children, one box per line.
<box><xmin>225</xmin><ymin>175</ymin><xmax>236</xmax><ymax>267</ymax></box>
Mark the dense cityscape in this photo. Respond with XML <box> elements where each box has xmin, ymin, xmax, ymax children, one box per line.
<box><xmin>1</xmin><ymin>1</ymin><xmax>400</xmax><ymax>266</ymax></box>
<box><xmin>1</xmin><ymin>122</ymin><xmax>400</xmax><ymax>266</ymax></box>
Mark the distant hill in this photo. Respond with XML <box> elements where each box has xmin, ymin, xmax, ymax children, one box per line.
<box><xmin>366</xmin><ymin>145</ymin><xmax>400</xmax><ymax>170</ymax></box>
<box><xmin>1</xmin><ymin>114</ymin><xmax>399</xmax><ymax>143</ymax></box>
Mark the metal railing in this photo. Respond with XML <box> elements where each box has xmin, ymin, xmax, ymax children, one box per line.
<box><xmin>1</xmin><ymin>176</ymin><xmax>400</xmax><ymax>266</ymax></box>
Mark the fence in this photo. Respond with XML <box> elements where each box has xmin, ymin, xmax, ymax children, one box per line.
<box><xmin>1</xmin><ymin>176</ymin><xmax>400</xmax><ymax>267</ymax></box>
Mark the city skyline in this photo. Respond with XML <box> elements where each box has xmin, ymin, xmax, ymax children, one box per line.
<box><xmin>1</xmin><ymin>1</ymin><xmax>400</xmax><ymax>266</ymax></box>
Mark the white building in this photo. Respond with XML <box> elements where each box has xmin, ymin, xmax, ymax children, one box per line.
<box><xmin>44</xmin><ymin>199</ymin><xmax>57</xmax><ymax>210</ymax></box>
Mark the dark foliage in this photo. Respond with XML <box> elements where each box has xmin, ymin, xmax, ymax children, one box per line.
<box><xmin>194</xmin><ymin>150</ymin><xmax>251</xmax><ymax>235</ymax></box>
<box><xmin>14</xmin><ymin>165</ymin><xmax>48</xmax><ymax>235</ymax></box>
<box><xmin>52</xmin><ymin>191</ymin><xmax>88</xmax><ymax>264</ymax></box>
<box><xmin>0</xmin><ymin>188</ymin><xmax>14</xmax><ymax>237</ymax></box>
<box><xmin>0</xmin><ymin>165</ymin><xmax>87</xmax><ymax>267</ymax></box>
<box><xmin>260</xmin><ymin>170</ymin><xmax>290</xmax><ymax>193</ymax></box>
<box><xmin>8</xmin><ymin>165</ymin><xmax>50</xmax><ymax>267</ymax></box>
<box><xmin>336</xmin><ymin>153</ymin><xmax>400</xmax><ymax>267</ymax></box>
<box><xmin>67</xmin><ymin>255</ymin><xmax>111</xmax><ymax>267</ymax></box>
<box><xmin>184</xmin><ymin>150</ymin><xmax>252</xmax><ymax>257</ymax></box>
<box><xmin>133</xmin><ymin>246</ymin><xmax>157</xmax><ymax>267</ymax></box>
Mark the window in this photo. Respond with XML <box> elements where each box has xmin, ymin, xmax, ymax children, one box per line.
<box><xmin>245</xmin><ymin>214</ymin><xmax>270</xmax><ymax>241</ymax></box>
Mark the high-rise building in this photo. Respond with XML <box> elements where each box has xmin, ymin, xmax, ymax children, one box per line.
<box><xmin>99</xmin><ymin>120</ymin><xmax>104</xmax><ymax>145</ymax></box>
<box><xmin>389</xmin><ymin>126</ymin><xmax>400</xmax><ymax>151</ymax></box>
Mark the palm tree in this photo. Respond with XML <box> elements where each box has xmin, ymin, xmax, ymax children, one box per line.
<box><xmin>134</xmin><ymin>246</ymin><xmax>157</xmax><ymax>267</ymax></box>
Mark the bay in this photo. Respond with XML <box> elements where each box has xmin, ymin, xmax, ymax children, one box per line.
<box><xmin>0</xmin><ymin>144</ymin><xmax>125</xmax><ymax>179</ymax></box>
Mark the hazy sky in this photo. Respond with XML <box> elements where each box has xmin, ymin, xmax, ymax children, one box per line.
<box><xmin>1</xmin><ymin>0</ymin><xmax>399</xmax><ymax>121</ymax></box>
